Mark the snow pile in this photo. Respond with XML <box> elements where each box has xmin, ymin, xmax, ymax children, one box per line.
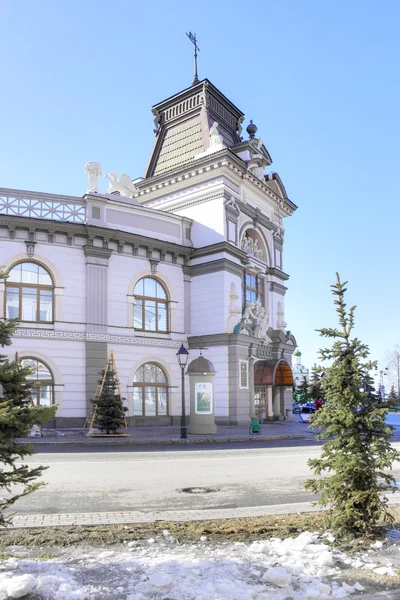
<box><xmin>0</xmin><ymin>531</ymin><xmax>395</xmax><ymax>599</ymax></box>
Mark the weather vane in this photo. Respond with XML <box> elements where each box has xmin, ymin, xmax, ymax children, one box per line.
<box><xmin>186</xmin><ymin>31</ymin><xmax>200</xmax><ymax>85</ymax></box>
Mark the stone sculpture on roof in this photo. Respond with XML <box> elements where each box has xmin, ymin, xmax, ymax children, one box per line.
<box><xmin>209</xmin><ymin>122</ymin><xmax>224</xmax><ymax>152</ymax></box>
<box><xmin>85</xmin><ymin>162</ymin><xmax>102</xmax><ymax>194</ymax></box>
<box><xmin>104</xmin><ymin>172</ymin><xmax>137</xmax><ymax>198</ymax></box>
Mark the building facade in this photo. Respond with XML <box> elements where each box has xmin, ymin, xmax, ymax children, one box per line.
<box><xmin>292</xmin><ymin>349</ymin><xmax>310</xmax><ymax>387</ymax></box>
<box><xmin>0</xmin><ymin>79</ymin><xmax>297</xmax><ymax>428</ymax></box>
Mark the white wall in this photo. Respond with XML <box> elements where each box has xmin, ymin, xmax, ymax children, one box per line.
<box><xmin>175</xmin><ymin>198</ymin><xmax>225</xmax><ymax>247</ymax></box>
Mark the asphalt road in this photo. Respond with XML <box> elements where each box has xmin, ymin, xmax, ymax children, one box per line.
<box><xmin>13</xmin><ymin>439</ymin><xmax>400</xmax><ymax>515</ymax></box>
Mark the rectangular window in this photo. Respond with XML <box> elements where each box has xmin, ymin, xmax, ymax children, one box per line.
<box><xmin>144</xmin><ymin>301</ymin><xmax>157</xmax><ymax>331</ymax></box>
<box><xmin>6</xmin><ymin>287</ymin><xmax>19</xmax><ymax>319</ymax></box>
<box><xmin>242</xmin><ymin>271</ymin><xmax>264</xmax><ymax>308</ymax></box>
<box><xmin>21</xmin><ymin>287</ymin><xmax>37</xmax><ymax>321</ymax></box>
<box><xmin>157</xmin><ymin>304</ymin><xmax>167</xmax><ymax>331</ymax></box>
<box><xmin>144</xmin><ymin>387</ymin><xmax>157</xmax><ymax>416</ymax></box>
<box><xmin>39</xmin><ymin>289</ymin><xmax>53</xmax><ymax>321</ymax></box>
<box><xmin>133</xmin><ymin>389</ymin><xmax>143</xmax><ymax>415</ymax></box>
<box><xmin>158</xmin><ymin>390</ymin><xmax>167</xmax><ymax>415</ymax></box>
<box><xmin>133</xmin><ymin>299</ymin><xmax>143</xmax><ymax>328</ymax></box>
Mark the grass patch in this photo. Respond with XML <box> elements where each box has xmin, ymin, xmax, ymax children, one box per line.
<box><xmin>0</xmin><ymin>512</ymin><xmax>325</xmax><ymax>549</ymax></box>
<box><xmin>1</xmin><ymin>505</ymin><xmax>400</xmax><ymax>551</ymax></box>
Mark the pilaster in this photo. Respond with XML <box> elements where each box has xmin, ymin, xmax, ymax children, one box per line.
<box><xmin>83</xmin><ymin>245</ymin><xmax>113</xmax><ymax>333</ymax></box>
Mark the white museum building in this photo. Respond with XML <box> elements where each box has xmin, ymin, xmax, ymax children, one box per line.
<box><xmin>0</xmin><ymin>78</ymin><xmax>297</xmax><ymax>428</ymax></box>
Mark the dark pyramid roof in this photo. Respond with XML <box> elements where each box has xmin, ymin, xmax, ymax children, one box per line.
<box><xmin>144</xmin><ymin>79</ymin><xmax>245</xmax><ymax>179</ymax></box>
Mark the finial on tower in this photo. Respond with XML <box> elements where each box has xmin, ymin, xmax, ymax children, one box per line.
<box><xmin>186</xmin><ymin>31</ymin><xmax>200</xmax><ymax>85</ymax></box>
<box><xmin>246</xmin><ymin>120</ymin><xmax>258</xmax><ymax>139</ymax></box>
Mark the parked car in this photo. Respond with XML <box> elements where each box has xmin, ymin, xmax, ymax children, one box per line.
<box><xmin>301</xmin><ymin>402</ymin><xmax>316</xmax><ymax>414</ymax></box>
<box><xmin>292</xmin><ymin>402</ymin><xmax>301</xmax><ymax>414</ymax></box>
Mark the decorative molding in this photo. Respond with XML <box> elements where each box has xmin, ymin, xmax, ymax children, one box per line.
<box><xmin>83</xmin><ymin>245</ymin><xmax>113</xmax><ymax>260</ymax></box>
<box><xmin>25</xmin><ymin>241</ymin><xmax>36</xmax><ymax>257</ymax></box>
<box><xmin>189</xmin><ymin>258</ymin><xmax>243</xmax><ymax>278</ymax></box>
<box><xmin>150</xmin><ymin>259</ymin><xmax>159</xmax><ymax>274</ymax></box>
<box><xmin>267</xmin><ymin>267</ymin><xmax>290</xmax><ymax>282</ymax></box>
<box><xmin>191</xmin><ymin>241</ymin><xmax>247</xmax><ymax>262</ymax></box>
<box><xmin>269</xmin><ymin>282</ymin><xmax>287</xmax><ymax>296</ymax></box>
<box><xmin>12</xmin><ymin>328</ymin><xmax>183</xmax><ymax>348</ymax></box>
<box><xmin>236</xmin><ymin>200</ymin><xmax>274</xmax><ymax>232</ymax></box>
<box><xmin>0</xmin><ymin>215</ymin><xmax>193</xmax><ymax>260</ymax></box>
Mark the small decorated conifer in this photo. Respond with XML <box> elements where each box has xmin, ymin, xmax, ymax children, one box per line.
<box><xmin>305</xmin><ymin>274</ymin><xmax>399</xmax><ymax>540</ymax></box>
<box><xmin>93</xmin><ymin>366</ymin><xmax>127</xmax><ymax>434</ymax></box>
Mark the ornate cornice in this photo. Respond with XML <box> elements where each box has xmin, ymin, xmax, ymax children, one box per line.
<box><xmin>267</xmin><ymin>267</ymin><xmax>290</xmax><ymax>281</ymax></box>
<box><xmin>191</xmin><ymin>241</ymin><xmax>246</xmax><ymax>262</ymax></box>
<box><xmin>137</xmin><ymin>151</ymin><xmax>295</xmax><ymax>216</ymax></box>
<box><xmin>189</xmin><ymin>258</ymin><xmax>243</xmax><ymax>278</ymax></box>
<box><xmin>83</xmin><ymin>245</ymin><xmax>113</xmax><ymax>259</ymax></box>
<box><xmin>236</xmin><ymin>200</ymin><xmax>275</xmax><ymax>232</ymax></box>
<box><xmin>269</xmin><ymin>282</ymin><xmax>287</xmax><ymax>295</ymax></box>
<box><xmin>0</xmin><ymin>215</ymin><xmax>193</xmax><ymax>259</ymax></box>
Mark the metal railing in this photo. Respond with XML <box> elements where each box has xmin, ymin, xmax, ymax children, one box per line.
<box><xmin>0</xmin><ymin>188</ymin><xmax>86</xmax><ymax>224</ymax></box>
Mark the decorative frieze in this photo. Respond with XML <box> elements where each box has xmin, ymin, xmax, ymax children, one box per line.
<box><xmin>12</xmin><ymin>328</ymin><xmax>183</xmax><ymax>348</ymax></box>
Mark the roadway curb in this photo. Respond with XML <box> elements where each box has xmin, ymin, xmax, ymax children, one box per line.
<box><xmin>19</xmin><ymin>433</ymin><xmax>307</xmax><ymax>446</ymax></box>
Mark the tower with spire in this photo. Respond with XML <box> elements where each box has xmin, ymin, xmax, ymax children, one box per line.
<box><xmin>0</xmin><ymin>55</ymin><xmax>298</xmax><ymax>428</ymax></box>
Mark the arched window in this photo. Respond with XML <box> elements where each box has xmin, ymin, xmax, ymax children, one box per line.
<box><xmin>21</xmin><ymin>357</ymin><xmax>54</xmax><ymax>406</ymax></box>
<box><xmin>132</xmin><ymin>363</ymin><xmax>168</xmax><ymax>416</ymax></box>
<box><xmin>133</xmin><ymin>277</ymin><xmax>168</xmax><ymax>332</ymax></box>
<box><xmin>5</xmin><ymin>262</ymin><xmax>53</xmax><ymax>323</ymax></box>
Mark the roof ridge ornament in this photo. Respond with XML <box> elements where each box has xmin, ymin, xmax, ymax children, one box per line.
<box><xmin>186</xmin><ymin>31</ymin><xmax>200</xmax><ymax>86</ymax></box>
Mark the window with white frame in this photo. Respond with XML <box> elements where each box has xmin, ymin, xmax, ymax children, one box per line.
<box><xmin>133</xmin><ymin>277</ymin><xmax>168</xmax><ymax>332</ymax></box>
<box><xmin>5</xmin><ymin>262</ymin><xmax>53</xmax><ymax>323</ymax></box>
<box><xmin>132</xmin><ymin>363</ymin><xmax>168</xmax><ymax>416</ymax></box>
<box><xmin>21</xmin><ymin>357</ymin><xmax>54</xmax><ymax>406</ymax></box>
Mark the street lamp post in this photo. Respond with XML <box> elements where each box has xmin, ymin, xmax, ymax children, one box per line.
<box><xmin>176</xmin><ymin>344</ymin><xmax>189</xmax><ymax>440</ymax></box>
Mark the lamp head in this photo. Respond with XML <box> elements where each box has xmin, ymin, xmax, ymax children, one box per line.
<box><xmin>176</xmin><ymin>344</ymin><xmax>189</xmax><ymax>367</ymax></box>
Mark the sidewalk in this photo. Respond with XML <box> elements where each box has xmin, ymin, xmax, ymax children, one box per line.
<box><xmin>21</xmin><ymin>419</ymin><xmax>313</xmax><ymax>445</ymax></box>
<box><xmin>9</xmin><ymin>493</ymin><xmax>400</xmax><ymax>528</ymax></box>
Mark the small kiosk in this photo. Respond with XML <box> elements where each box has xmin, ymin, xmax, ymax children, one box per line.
<box><xmin>187</xmin><ymin>356</ymin><xmax>217</xmax><ymax>435</ymax></box>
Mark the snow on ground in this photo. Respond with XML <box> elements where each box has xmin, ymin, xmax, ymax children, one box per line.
<box><xmin>0</xmin><ymin>530</ymin><xmax>397</xmax><ymax>600</ymax></box>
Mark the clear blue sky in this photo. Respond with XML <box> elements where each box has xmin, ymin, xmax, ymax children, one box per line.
<box><xmin>1</xmin><ymin>0</ymin><xmax>399</xmax><ymax>372</ymax></box>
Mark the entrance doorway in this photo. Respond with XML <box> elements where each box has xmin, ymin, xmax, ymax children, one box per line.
<box><xmin>254</xmin><ymin>386</ymin><xmax>270</xmax><ymax>422</ymax></box>
<box><xmin>254</xmin><ymin>360</ymin><xmax>294</xmax><ymax>420</ymax></box>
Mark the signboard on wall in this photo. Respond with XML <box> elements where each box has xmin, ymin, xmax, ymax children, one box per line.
<box><xmin>195</xmin><ymin>382</ymin><xmax>213</xmax><ymax>414</ymax></box>
<box><xmin>239</xmin><ymin>360</ymin><xmax>249</xmax><ymax>389</ymax></box>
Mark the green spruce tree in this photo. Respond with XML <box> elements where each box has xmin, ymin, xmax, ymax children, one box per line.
<box><xmin>305</xmin><ymin>274</ymin><xmax>399</xmax><ymax>540</ymax></box>
<box><xmin>0</xmin><ymin>304</ymin><xmax>56</xmax><ymax>526</ymax></box>
<box><xmin>309</xmin><ymin>363</ymin><xmax>324</xmax><ymax>402</ymax></box>
<box><xmin>93</xmin><ymin>365</ymin><xmax>127</xmax><ymax>434</ymax></box>
<box><xmin>296</xmin><ymin>376</ymin><xmax>310</xmax><ymax>406</ymax></box>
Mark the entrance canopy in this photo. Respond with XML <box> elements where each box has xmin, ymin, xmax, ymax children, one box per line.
<box><xmin>254</xmin><ymin>360</ymin><xmax>293</xmax><ymax>386</ymax></box>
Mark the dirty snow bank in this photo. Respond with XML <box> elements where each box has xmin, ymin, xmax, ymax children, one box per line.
<box><xmin>0</xmin><ymin>530</ymin><xmax>396</xmax><ymax>599</ymax></box>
